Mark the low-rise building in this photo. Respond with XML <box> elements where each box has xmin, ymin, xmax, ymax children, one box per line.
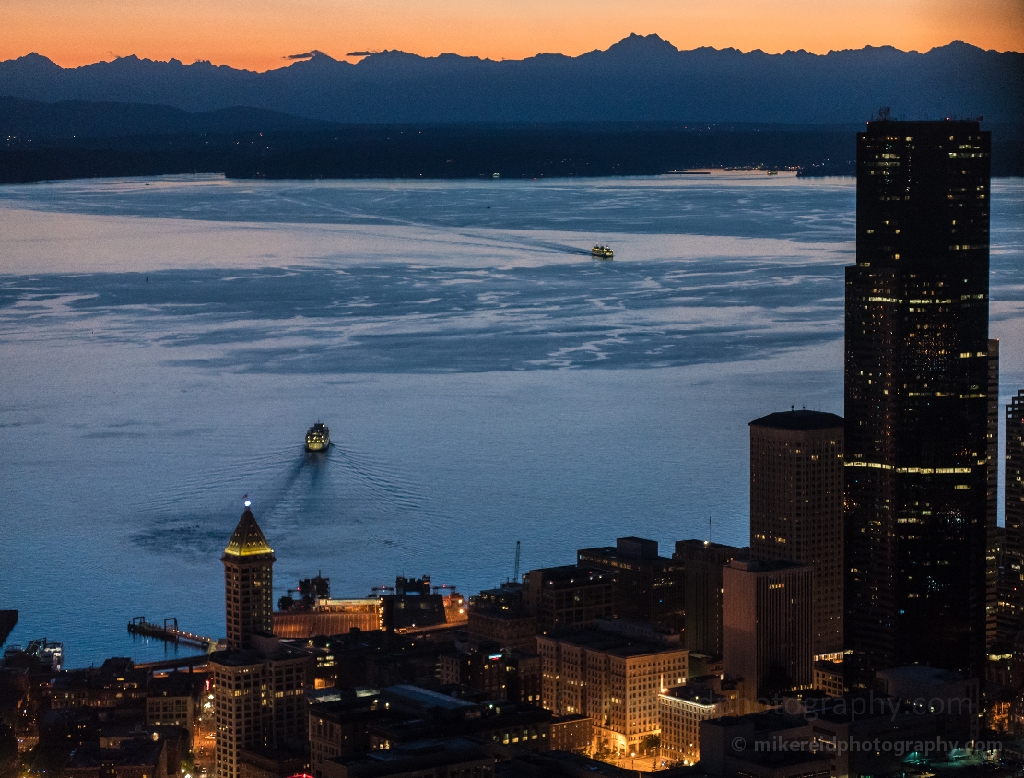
<box><xmin>522</xmin><ymin>567</ymin><xmax>614</xmax><ymax>634</ymax></box>
<box><xmin>439</xmin><ymin>646</ymin><xmax>540</xmax><ymax>705</ymax></box>
<box><xmin>50</xmin><ymin>658</ymin><xmax>147</xmax><ymax>710</ymax></box>
<box><xmin>273</xmin><ymin>599</ymin><xmax>382</xmax><ymax>639</ymax></box>
<box><xmin>147</xmin><ymin>672</ymin><xmax>202</xmax><ymax>731</ymax></box>
<box><xmin>812</xmin><ymin>662</ymin><xmax>844</xmax><ymax>698</ymax></box>
<box><xmin>468</xmin><ymin>584</ymin><xmax>537</xmax><ymax>653</ymax></box>
<box><xmin>237</xmin><ymin>745</ymin><xmax>309</xmax><ymax>778</ymax></box>
<box><xmin>63</xmin><ymin>732</ymin><xmax>169</xmax><ymax>778</ymax></box>
<box><xmin>309</xmin><ymin>694</ymin><xmax>388</xmax><ymax>778</ymax></box>
<box><xmin>536</xmin><ymin>622</ymin><xmax>687</xmax><ymax>754</ymax></box>
<box><xmin>577</xmin><ymin>537</ymin><xmax>686</xmax><ymax>632</ymax></box>
<box><xmin>309</xmin><ymin>685</ymin><xmax>588</xmax><ymax>768</ymax></box>
<box><xmin>699</xmin><ymin>710</ymin><xmax>822</xmax><ymax>778</ymax></box>
<box><xmin>875</xmin><ymin>665</ymin><xmax>980</xmax><ymax>741</ymax></box>
<box><xmin>659</xmin><ymin>686</ymin><xmax>730</xmax><ymax>765</ymax></box>
<box><xmin>700</xmin><ymin>692</ymin><xmax>953</xmax><ymax>778</ymax></box>
<box><xmin>322</xmin><ymin>738</ymin><xmax>493</xmax><ymax>778</ymax></box>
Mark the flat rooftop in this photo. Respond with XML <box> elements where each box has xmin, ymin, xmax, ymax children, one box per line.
<box><xmin>544</xmin><ymin>626</ymin><xmax>687</xmax><ymax>658</ymax></box>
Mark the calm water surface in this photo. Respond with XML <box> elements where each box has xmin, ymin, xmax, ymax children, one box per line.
<box><xmin>1</xmin><ymin>174</ymin><xmax>1022</xmax><ymax>666</ymax></box>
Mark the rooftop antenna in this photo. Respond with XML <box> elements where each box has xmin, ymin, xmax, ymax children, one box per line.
<box><xmin>513</xmin><ymin>541</ymin><xmax>521</xmax><ymax>583</ymax></box>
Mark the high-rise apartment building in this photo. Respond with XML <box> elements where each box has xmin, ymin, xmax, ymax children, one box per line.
<box><xmin>1004</xmin><ymin>391</ymin><xmax>1024</xmax><ymax>641</ymax></box>
<box><xmin>223</xmin><ymin>504</ymin><xmax>276</xmax><ymax>650</ymax></box>
<box><xmin>844</xmin><ymin>120</ymin><xmax>992</xmax><ymax>681</ymax></box>
<box><xmin>749</xmin><ymin>410</ymin><xmax>844</xmax><ymax>657</ymax></box>
<box><xmin>673</xmin><ymin>540</ymin><xmax>744</xmax><ymax>657</ymax></box>
<box><xmin>723</xmin><ymin>559</ymin><xmax>813</xmax><ymax>700</ymax></box>
<box><xmin>578</xmin><ymin>537</ymin><xmax>686</xmax><ymax>631</ymax></box>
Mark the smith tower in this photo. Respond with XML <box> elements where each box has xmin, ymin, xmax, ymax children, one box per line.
<box><xmin>222</xmin><ymin>502</ymin><xmax>275</xmax><ymax>649</ymax></box>
<box><xmin>844</xmin><ymin>120</ymin><xmax>991</xmax><ymax>681</ymax></box>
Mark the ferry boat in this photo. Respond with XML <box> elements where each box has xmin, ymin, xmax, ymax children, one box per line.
<box><xmin>305</xmin><ymin>422</ymin><xmax>330</xmax><ymax>452</ymax></box>
<box><xmin>591</xmin><ymin>244</ymin><xmax>614</xmax><ymax>259</ymax></box>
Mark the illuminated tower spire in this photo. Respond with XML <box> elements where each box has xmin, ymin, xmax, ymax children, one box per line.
<box><xmin>222</xmin><ymin>500</ymin><xmax>275</xmax><ymax>650</ymax></box>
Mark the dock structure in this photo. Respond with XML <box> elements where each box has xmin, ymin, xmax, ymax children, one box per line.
<box><xmin>127</xmin><ymin>617</ymin><xmax>212</xmax><ymax>649</ymax></box>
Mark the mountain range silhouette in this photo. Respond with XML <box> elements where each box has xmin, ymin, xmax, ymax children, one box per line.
<box><xmin>2</xmin><ymin>34</ymin><xmax>1021</xmax><ymax>124</ymax></box>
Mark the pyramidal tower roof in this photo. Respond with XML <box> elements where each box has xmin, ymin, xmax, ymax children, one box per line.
<box><xmin>223</xmin><ymin>506</ymin><xmax>274</xmax><ymax>557</ymax></box>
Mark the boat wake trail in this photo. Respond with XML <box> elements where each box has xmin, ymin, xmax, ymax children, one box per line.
<box><xmin>130</xmin><ymin>438</ymin><xmax>440</xmax><ymax>558</ymax></box>
<box><xmin>326</xmin><ymin>443</ymin><xmax>424</xmax><ymax>514</ymax></box>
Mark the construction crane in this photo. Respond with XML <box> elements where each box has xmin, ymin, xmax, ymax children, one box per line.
<box><xmin>513</xmin><ymin>540</ymin><xmax>521</xmax><ymax>583</ymax></box>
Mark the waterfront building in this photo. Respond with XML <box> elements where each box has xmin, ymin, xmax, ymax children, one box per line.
<box><xmin>49</xmin><ymin>658</ymin><xmax>147</xmax><ymax>709</ymax></box>
<box><xmin>673</xmin><ymin>540</ymin><xmax>744</xmax><ymax>658</ymax></box>
<box><xmin>272</xmin><ymin>599</ymin><xmax>382</xmax><ymax>639</ymax></box>
<box><xmin>535</xmin><ymin>622</ymin><xmax>687</xmax><ymax>755</ymax></box>
<box><xmin>844</xmin><ymin>119</ymin><xmax>992</xmax><ymax>681</ymax></box>
<box><xmin>467</xmin><ymin>583</ymin><xmax>537</xmax><ymax>653</ymax></box>
<box><xmin>380</xmin><ymin>575</ymin><xmax>448</xmax><ymax>632</ymax></box>
<box><xmin>749</xmin><ymin>410</ymin><xmax>844</xmax><ymax>657</ymax></box>
<box><xmin>522</xmin><ymin>566</ymin><xmax>614</xmax><ymax>633</ymax></box>
<box><xmin>723</xmin><ymin>559</ymin><xmax>814</xmax><ymax>700</ymax></box>
<box><xmin>223</xmin><ymin>505</ymin><xmax>275</xmax><ymax>651</ymax></box>
<box><xmin>577</xmin><ymin>537</ymin><xmax>686</xmax><ymax>631</ymax></box>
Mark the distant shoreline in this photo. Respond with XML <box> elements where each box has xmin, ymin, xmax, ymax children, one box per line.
<box><xmin>2</xmin><ymin>121</ymin><xmax>1020</xmax><ymax>185</ymax></box>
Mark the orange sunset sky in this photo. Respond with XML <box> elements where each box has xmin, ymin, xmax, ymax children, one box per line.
<box><xmin>2</xmin><ymin>0</ymin><xmax>1022</xmax><ymax>72</ymax></box>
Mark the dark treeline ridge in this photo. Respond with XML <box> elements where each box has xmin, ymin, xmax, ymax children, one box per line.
<box><xmin>2</xmin><ymin>122</ymin><xmax>1022</xmax><ymax>184</ymax></box>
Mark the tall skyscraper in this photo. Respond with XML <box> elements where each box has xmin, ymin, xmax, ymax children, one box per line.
<box><xmin>844</xmin><ymin>120</ymin><xmax>991</xmax><ymax>681</ymax></box>
<box><xmin>749</xmin><ymin>409</ymin><xmax>844</xmax><ymax>657</ymax></box>
<box><xmin>223</xmin><ymin>503</ymin><xmax>276</xmax><ymax>650</ymax></box>
<box><xmin>986</xmin><ymin>339</ymin><xmax>1000</xmax><ymax>648</ymax></box>
<box><xmin>1003</xmin><ymin>391</ymin><xmax>1024</xmax><ymax>640</ymax></box>
<box><xmin>722</xmin><ymin>559</ymin><xmax>814</xmax><ymax>700</ymax></box>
